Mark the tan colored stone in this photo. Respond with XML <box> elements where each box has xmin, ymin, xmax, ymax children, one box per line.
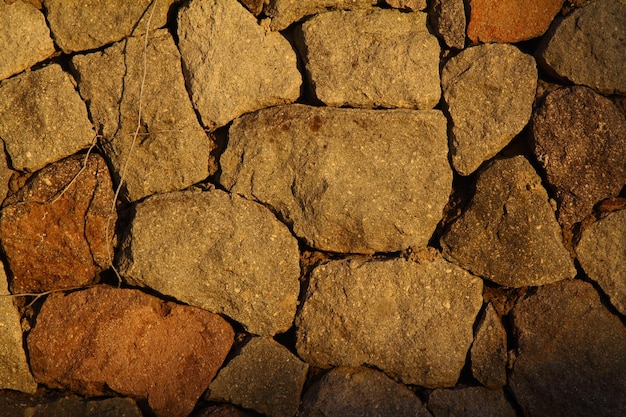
<box><xmin>385</xmin><ymin>0</ymin><xmax>426</xmax><ymax>10</ymax></box>
<box><xmin>471</xmin><ymin>303</ymin><xmax>507</xmax><ymax>388</ymax></box>
<box><xmin>265</xmin><ymin>0</ymin><xmax>376</xmax><ymax>30</ymax></box>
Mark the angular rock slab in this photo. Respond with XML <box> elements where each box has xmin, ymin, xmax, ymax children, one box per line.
<box><xmin>0</xmin><ymin>154</ymin><xmax>115</xmax><ymax>294</ymax></box>
<box><xmin>510</xmin><ymin>279</ymin><xmax>626</xmax><ymax>417</ymax></box>
<box><xmin>467</xmin><ymin>0</ymin><xmax>564</xmax><ymax>43</ymax></box>
<box><xmin>265</xmin><ymin>0</ymin><xmax>375</xmax><ymax>30</ymax></box>
<box><xmin>299</xmin><ymin>367</ymin><xmax>431</xmax><ymax>417</ymax></box>
<box><xmin>177</xmin><ymin>0</ymin><xmax>301</xmax><ymax>130</ymax></box>
<box><xmin>531</xmin><ymin>86</ymin><xmax>626</xmax><ymax>228</ymax></box>
<box><xmin>0</xmin><ymin>264</ymin><xmax>37</xmax><ymax>393</ymax></box>
<box><xmin>43</xmin><ymin>0</ymin><xmax>177</xmax><ymax>53</ymax></box>
<box><xmin>470</xmin><ymin>303</ymin><xmax>507</xmax><ymax>388</ymax></box>
<box><xmin>442</xmin><ymin>44</ymin><xmax>537</xmax><ymax>175</ymax></box>
<box><xmin>207</xmin><ymin>337</ymin><xmax>308</xmax><ymax>417</ymax></box>
<box><xmin>72</xmin><ymin>29</ymin><xmax>211</xmax><ymax>203</ymax></box>
<box><xmin>296</xmin><ymin>257</ymin><xmax>483</xmax><ymax>388</ymax></box>
<box><xmin>537</xmin><ymin>0</ymin><xmax>626</xmax><ymax>95</ymax></box>
<box><xmin>27</xmin><ymin>286</ymin><xmax>234</xmax><ymax>417</ymax></box>
<box><xmin>577</xmin><ymin>209</ymin><xmax>626</xmax><ymax>316</ymax></box>
<box><xmin>442</xmin><ymin>156</ymin><xmax>576</xmax><ymax>287</ymax></box>
<box><xmin>0</xmin><ymin>396</ymin><xmax>142</xmax><ymax>417</ymax></box>
<box><xmin>299</xmin><ymin>9</ymin><xmax>441</xmax><ymax>109</ymax></box>
<box><xmin>221</xmin><ymin>105</ymin><xmax>451</xmax><ymax>254</ymax></box>
<box><xmin>429</xmin><ymin>0</ymin><xmax>466</xmax><ymax>49</ymax></box>
<box><xmin>0</xmin><ymin>0</ymin><xmax>55</xmax><ymax>80</ymax></box>
<box><xmin>427</xmin><ymin>387</ymin><xmax>516</xmax><ymax>417</ymax></box>
<box><xmin>0</xmin><ymin>64</ymin><xmax>95</xmax><ymax>172</ymax></box>
<box><xmin>117</xmin><ymin>189</ymin><xmax>300</xmax><ymax>336</ymax></box>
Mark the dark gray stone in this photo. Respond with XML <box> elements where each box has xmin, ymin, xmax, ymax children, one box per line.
<box><xmin>429</xmin><ymin>0</ymin><xmax>466</xmax><ymax>49</ymax></box>
<box><xmin>470</xmin><ymin>304</ymin><xmax>507</xmax><ymax>388</ymax></box>
<box><xmin>428</xmin><ymin>387</ymin><xmax>516</xmax><ymax>417</ymax></box>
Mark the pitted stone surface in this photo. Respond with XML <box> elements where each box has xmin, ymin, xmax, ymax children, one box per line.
<box><xmin>0</xmin><ymin>143</ymin><xmax>12</xmax><ymax>203</ymax></box>
<box><xmin>430</xmin><ymin>0</ymin><xmax>466</xmax><ymax>49</ymax></box>
<box><xmin>0</xmin><ymin>64</ymin><xmax>95</xmax><ymax>173</ymax></box>
<box><xmin>72</xmin><ymin>29</ymin><xmax>211</xmax><ymax>203</ymax></box>
<box><xmin>221</xmin><ymin>105</ymin><xmax>451</xmax><ymax>254</ymax></box>
<box><xmin>117</xmin><ymin>189</ymin><xmax>300</xmax><ymax>336</ymax></box>
<box><xmin>28</xmin><ymin>286</ymin><xmax>234</xmax><ymax>417</ymax></box>
<box><xmin>177</xmin><ymin>0</ymin><xmax>301</xmax><ymax>129</ymax></box>
<box><xmin>385</xmin><ymin>0</ymin><xmax>426</xmax><ymax>11</ymax></box>
<box><xmin>0</xmin><ymin>396</ymin><xmax>143</xmax><ymax>417</ymax></box>
<box><xmin>295</xmin><ymin>257</ymin><xmax>483</xmax><ymax>388</ymax></box>
<box><xmin>470</xmin><ymin>303</ymin><xmax>507</xmax><ymax>388</ymax></box>
<box><xmin>0</xmin><ymin>154</ymin><xmax>115</xmax><ymax>294</ymax></box>
<box><xmin>265</xmin><ymin>0</ymin><xmax>375</xmax><ymax>30</ymax></box>
<box><xmin>427</xmin><ymin>387</ymin><xmax>516</xmax><ymax>417</ymax></box>
<box><xmin>299</xmin><ymin>9</ymin><xmax>440</xmax><ymax>109</ymax></box>
<box><xmin>537</xmin><ymin>0</ymin><xmax>626</xmax><ymax>95</ymax></box>
<box><xmin>442</xmin><ymin>43</ymin><xmax>537</xmax><ymax>175</ymax></box>
<box><xmin>441</xmin><ymin>156</ymin><xmax>576</xmax><ymax>287</ymax></box>
<box><xmin>207</xmin><ymin>337</ymin><xmax>308</xmax><ymax>417</ymax></box>
<box><xmin>0</xmin><ymin>0</ymin><xmax>55</xmax><ymax>80</ymax></box>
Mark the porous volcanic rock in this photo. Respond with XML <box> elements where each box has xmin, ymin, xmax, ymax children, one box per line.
<box><xmin>537</xmin><ymin>0</ymin><xmax>626</xmax><ymax>95</ymax></box>
<box><xmin>0</xmin><ymin>0</ymin><xmax>55</xmax><ymax>80</ymax></box>
<box><xmin>576</xmin><ymin>209</ymin><xmax>626</xmax><ymax>316</ymax></box>
<box><xmin>470</xmin><ymin>303</ymin><xmax>507</xmax><ymax>388</ymax></box>
<box><xmin>0</xmin><ymin>64</ymin><xmax>95</xmax><ymax>172</ymax></box>
<box><xmin>207</xmin><ymin>337</ymin><xmax>308</xmax><ymax>417</ymax></box>
<box><xmin>429</xmin><ymin>0</ymin><xmax>466</xmax><ymax>49</ymax></box>
<box><xmin>27</xmin><ymin>286</ymin><xmax>234</xmax><ymax>417</ymax></box>
<box><xmin>427</xmin><ymin>387</ymin><xmax>516</xmax><ymax>417</ymax></box>
<box><xmin>265</xmin><ymin>0</ymin><xmax>375</xmax><ymax>30</ymax></box>
<box><xmin>442</xmin><ymin>156</ymin><xmax>576</xmax><ymax>287</ymax></box>
<box><xmin>221</xmin><ymin>105</ymin><xmax>451</xmax><ymax>254</ymax></box>
<box><xmin>177</xmin><ymin>0</ymin><xmax>301</xmax><ymax>129</ymax></box>
<box><xmin>0</xmin><ymin>264</ymin><xmax>37</xmax><ymax>393</ymax></box>
<box><xmin>0</xmin><ymin>396</ymin><xmax>142</xmax><ymax>417</ymax></box>
<box><xmin>467</xmin><ymin>0</ymin><xmax>564</xmax><ymax>44</ymax></box>
<box><xmin>117</xmin><ymin>189</ymin><xmax>300</xmax><ymax>336</ymax></box>
<box><xmin>509</xmin><ymin>279</ymin><xmax>626</xmax><ymax>417</ymax></box>
<box><xmin>299</xmin><ymin>9</ymin><xmax>440</xmax><ymax>109</ymax></box>
<box><xmin>442</xmin><ymin>44</ymin><xmax>537</xmax><ymax>175</ymax></box>
<box><xmin>298</xmin><ymin>367</ymin><xmax>431</xmax><ymax>417</ymax></box>
<box><xmin>385</xmin><ymin>0</ymin><xmax>426</xmax><ymax>11</ymax></box>
<box><xmin>295</xmin><ymin>257</ymin><xmax>483</xmax><ymax>387</ymax></box>
<box><xmin>0</xmin><ymin>144</ymin><xmax>12</xmax><ymax>202</ymax></box>
<box><xmin>43</xmin><ymin>0</ymin><xmax>178</xmax><ymax>53</ymax></box>
<box><xmin>239</xmin><ymin>0</ymin><xmax>265</xmax><ymax>15</ymax></box>
<box><xmin>0</xmin><ymin>154</ymin><xmax>115</xmax><ymax>294</ymax></box>
<box><xmin>531</xmin><ymin>86</ymin><xmax>626</xmax><ymax>228</ymax></box>
<box><xmin>72</xmin><ymin>29</ymin><xmax>211</xmax><ymax>202</ymax></box>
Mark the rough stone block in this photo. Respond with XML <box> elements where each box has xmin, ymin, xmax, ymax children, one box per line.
<box><xmin>429</xmin><ymin>0</ymin><xmax>466</xmax><ymax>49</ymax></box>
<box><xmin>470</xmin><ymin>303</ymin><xmax>507</xmax><ymax>388</ymax></box>
<box><xmin>428</xmin><ymin>387</ymin><xmax>516</xmax><ymax>417</ymax></box>
<box><xmin>0</xmin><ymin>396</ymin><xmax>143</xmax><ymax>417</ymax></box>
<box><xmin>265</xmin><ymin>0</ymin><xmax>375</xmax><ymax>30</ymax></box>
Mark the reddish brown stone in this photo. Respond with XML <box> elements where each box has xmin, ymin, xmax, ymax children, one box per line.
<box><xmin>467</xmin><ymin>0</ymin><xmax>564</xmax><ymax>43</ymax></box>
<box><xmin>27</xmin><ymin>286</ymin><xmax>234</xmax><ymax>417</ymax></box>
<box><xmin>0</xmin><ymin>154</ymin><xmax>115</xmax><ymax>293</ymax></box>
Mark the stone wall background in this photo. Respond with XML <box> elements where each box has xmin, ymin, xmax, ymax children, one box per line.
<box><xmin>0</xmin><ymin>0</ymin><xmax>625</xmax><ymax>416</ymax></box>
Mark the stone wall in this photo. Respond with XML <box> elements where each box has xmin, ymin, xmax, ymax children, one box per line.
<box><xmin>0</xmin><ymin>0</ymin><xmax>625</xmax><ymax>416</ymax></box>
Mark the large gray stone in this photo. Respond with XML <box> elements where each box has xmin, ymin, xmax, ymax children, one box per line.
<box><xmin>442</xmin><ymin>44</ymin><xmax>537</xmax><ymax>175</ymax></box>
<box><xmin>295</xmin><ymin>257</ymin><xmax>483</xmax><ymax>388</ymax></box>
<box><xmin>0</xmin><ymin>0</ymin><xmax>55</xmax><ymax>80</ymax></box>
<box><xmin>177</xmin><ymin>0</ymin><xmax>301</xmax><ymax>130</ymax></box>
<box><xmin>0</xmin><ymin>396</ymin><xmax>142</xmax><ymax>417</ymax></box>
<box><xmin>117</xmin><ymin>188</ymin><xmax>300</xmax><ymax>336</ymax></box>
<box><xmin>442</xmin><ymin>156</ymin><xmax>576</xmax><ymax>287</ymax></box>
<box><xmin>429</xmin><ymin>0</ymin><xmax>466</xmax><ymax>49</ymax></box>
<box><xmin>221</xmin><ymin>104</ymin><xmax>451</xmax><ymax>254</ymax></box>
<box><xmin>72</xmin><ymin>29</ymin><xmax>212</xmax><ymax>202</ymax></box>
<box><xmin>298</xmin><ymin>367</ymin><xmax>431</xmax><ymax>417</ymax></box>
<box><xmin>537</xmin><ymin>0</ymin><xmax>626</xmax><ymax>95</ymax></box>
<box><xmin>207</xmin><ymin>337</ymin><xmax>308</xmax><ymax>417</ymax></box>
<box><xmin>510</xmin><ymin>279</ymin><xmax>626</xmax><ymax>417</ymax></box>
<box><xmin>427</xmin><ymin>387</ymin><xmax>516</xmax><ymax>417</ymax></box>
<box><xmin>576</xmin><ymin>209</ymin><xmax>626</xmax><ymax>316</ymax></box>
<box><xmin>265</xmin><ymin>0</ymin><xmax>376</xmax><ymax>30</ymax></box>
<box><xmin>0</xmin><ymin>64</ymin><xmax>95</xmax><ymax>172</ymax></box>
<box><xmin>299</xmin><ymin>9</ymin><xmax>440</xmax><ymax>109</ymax></box>
<box><xmin>470</xmin><ymin>303</ymin><xmax>507</xmax><ymax>388</ymax></box>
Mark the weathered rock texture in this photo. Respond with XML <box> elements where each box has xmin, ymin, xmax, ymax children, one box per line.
<box><xmin>0</xmin><ymin>396</ymin><xmax>142</xmax><ymax>417</ymax></box>
<box><xmin>385</xmin><ymin>0</ymin><xmax>426</xmax><ymax>10</ymax></box>
<box><xmin>299</xmin><ymin>367</ymin><xmax>431</xmax><ymax>417</ymax></box>
<box><xmin>427</xmin><ymin>387</ymin><xmax>516</xmax><ymax>417</ymax></box>
<box><xmin>207</xmin><ymin>337</ymin><xmax>308</xmax><ymax>417</ymax></box>
<box><xmin>177</xmin><ymin>0</ymin><xmax>301</xmax><ymax>129</ymax></box>
<box><xmin>299</xmin><ymin>9</ymin><xmax>440</xmax><ymax>109</ymax></box>
<box><xmin>442</xmin><ymin>44</ymin><xmax>537</xmax><ymax>175</ymax></box>
<box><xmin>510</xmin><ymin>279</ymin><xmax>626</xmax><ymax>417</ymax></box>
<box><xmin>296</xmin><ymin>257</ymin><xmax>483</xmax><ymax>387</ymax></box>
<box><xmin>43</xmin><ymin>0</ymin><xmax>177</xmax><ymax>53</ymax></box>
<box><xmin>577</xmin><ymin>209</ymin><xmax>626</xmax><ymax>316</ymax></box>
<box><xmin>467</xmin><ymin>0</ymin><xmax>564</xmax><ymax>43</ymax></box>
<box><xmin>442</xmin><ymin>156</ymin><xmax>576</xmax><ymax>287</ymax></box>
<box><xmin>28</xmin><ymin>286</ymin><xmax>234</xmax><ymax>417</ymax></box>
<box><xmin>0</xmin><ymin>154</ymin><xmax>115</xmax><ymax>294</ymax></box>
<box><xmin>195</xmin><ymin>404</ymin><xmax>255</xmax><ymax>417</ymax></box>
<box><xmin>0</xmin><ymin>0</ymin><xmax>55</xmax><ymax>80</ymax></box>
<box><xmin>117</xmin><ymin>189</ymin><xmax>300</xmax><ymax>336</ymax></box>
<box><xmin>0</xmin><ymin>264</ymin><xmax>37</xmax><ymax>393</ymax></box>
<box><xmin>221</xmin><ymin>105</ymin><xmax>451</xmax><ymax>254</ymax></box>
<box><xmin>531</xmin><ymin>86</ymin><xmax>626</xmax><ymax>228</ymax></box>
<box><xmin>429</xmin><ymin>0</ymin><xmax>466</xmax><ymax>49</ymax></box>
<box><xmin>0</xmin><ymin>144</ymin><xmax>12</xmax><ymax>202</ymax></box>
<box><xmin>537</xmin><ymin>0</ymin><xmax>626</xmax><ymax>95</ymax></box>
<box><xmin>265</xmin><ymin>0</ymin><xmax>375</xmax><ymax>30</ymax></box>
<box><xmin>470</xmin><ymin>303</ymin><xmax>507</xmax><ymax>388</ymax></box>
<box><xmin>72</xmin><ymin>29</ymin><xmax>211</xmax><ymax>202</ymax></box>
<box><xmin>0</xmin><ymin>64</ymin><xmax>95</xmax><ymax>172</ymax></box>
